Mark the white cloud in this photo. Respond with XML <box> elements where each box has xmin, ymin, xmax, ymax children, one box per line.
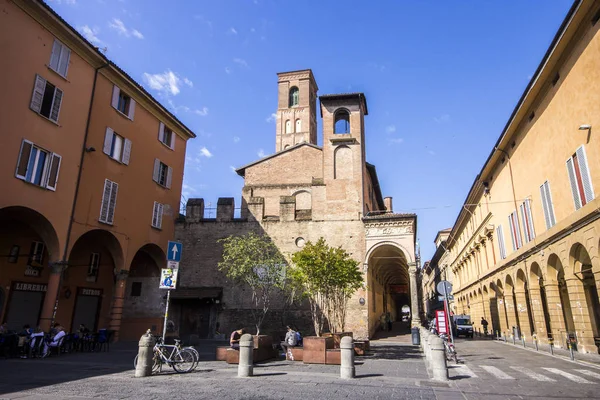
<box><xmin>143</xmin><ymin>70</ymin><xmax>190</xmax><ymax>96</ymax></box>
<box><xmin>225</xmin><ymin>67</ymin><xmax>232</xmax><ymax>74</ymax></box>
<box><xmin>200</xmin><ymin>147</ymin><xmax>213</xmax><ymax>158</ymax></box>
<box><xmin>230</xmin><ymin>166</ymin><xmax>237</xmax><ymax>173</ymax></box>
<box><xmin>131</xmin><ymin>29</ymin><xmax>144</xmax><ymax>39</ymax></box>
<box><xmin>182</xmin><ymin>184</ymin><xmax>197</xmax><ymax>194</ymax></box>
<box><xmin>78</xmin><ymin>25</ymin><xmax>102</xmax><ymax>45</ymax></box>
<box><xmin>194</xmin><ymin>107</ymin><xmax>209</xmax><ymax>116</ymax></box>
<box><xmin>233</xmin><ymin>136</ymin><xmax>240</xmax><ymax>143</ymax></box>
<box><xmin>389</xmin><ymin>138</ymin><xmax>404</xmax><ymax>144</ymax></box>
<box><xmin>228</xmin><ymin>27</ymin><xmax>238</xmax><ymax>35</ymax></box>
<box><xmin>257</xmin><ymin>149</ymin><xmax>266</xmax><ymax>158</ymax></box>
<box><xmin>183</xmin><ymin>77</ymin><xmax>193</xmax><ymax>88</ymax></box>
<box><xmin>233</xmin><ymin>58</ymin><xmax>248</xmax><ymax>68</ymax></box>
<box><xmin>266</xmin><ymin>113</ymin><xmax>277</xmax><ymax>123</ymax></box>
<box><xmin>434</xmin><ymin>114</ymin><xmax>450</xmax><ymax>124</ymax></box>
<box><xmin>385</xmin><ymin>125</ymin><xmax>396</xmax><ymax>134</ymax></box>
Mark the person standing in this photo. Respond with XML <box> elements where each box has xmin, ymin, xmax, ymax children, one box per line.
<box><xmin>481</xmin><ymin>317</ymin><xmax>489</xmax><ymax>336</ymax></box>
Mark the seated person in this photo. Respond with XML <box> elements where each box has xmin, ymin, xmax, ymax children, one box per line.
<box><xmin>280</xmin><ymin>326</ymin><xmax>297</xmax><ymax>357</ymax></box>
<box><xmin>230</xmin><ymin>328</ymin><xmax>246</xmax><ymax>350</ymax></box>
<box><xmin>294</xmin><ymin>328</ymin><xmax>303</xmax><ymax>347</ymax></box>
<box><xmin>43</xmin><ymin>323</ymin><xmax>66</xmax><ymax>357</ymax></box>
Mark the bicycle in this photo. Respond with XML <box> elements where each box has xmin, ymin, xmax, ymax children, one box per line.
<box><xmin>134</xmin><ymin>337</ymin><xmax>196</xmax><ymax>373</ymax></box>
<box><xmin>440</xmin><ymin>334</ymin><xmax>458</xmax><ymax>364</ymax></box>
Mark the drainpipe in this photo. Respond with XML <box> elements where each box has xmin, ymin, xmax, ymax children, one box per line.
<box><xmin>51</xmin><ymin>61</ymin><xmax>110</xmax><ymax>325</ymax></box>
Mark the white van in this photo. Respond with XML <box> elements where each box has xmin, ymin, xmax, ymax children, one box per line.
<box><xmin>453</xmin><ymin>315</ymin><xmax>473</xmax><ymax>338</ymax></box>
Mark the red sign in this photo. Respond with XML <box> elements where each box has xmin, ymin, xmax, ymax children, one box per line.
<box><xmin>436</xmin><ymin>310</ymin><xmax>448</xmax><ymax>334</ymax></box>
<box><xmin>389</xmin><ymin>284</ymin><xmax>409</xmax><ymax>294</ymax></box>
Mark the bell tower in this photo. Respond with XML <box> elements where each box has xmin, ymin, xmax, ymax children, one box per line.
<box><xmin>275</xmin><ymin>69</ymin><xmax>318</xmax><ymax>152</ymax></box>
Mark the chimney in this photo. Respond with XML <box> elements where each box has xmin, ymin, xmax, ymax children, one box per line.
<box><xmin>216</xmin><ymin>197</ymin><xmax>234</xmax><ymax>221</ymax></box>
<box><xmin>384</xmin><ymin>197</ymin><xmax>393</xmax><ymax>212</ymax></box>
<box><xmin>185</xmin><ymin>198</ymin><xmax>204</xmax><ymax>222</ymax></box>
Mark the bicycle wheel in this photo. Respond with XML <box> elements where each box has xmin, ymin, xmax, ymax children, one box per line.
<box><xmin>172</xmin><ymin>348</ymin><xmax>196</xmax><ymax>373</ymax></box>
<box><xmin>134</xmin><ymin>354</ymin><xmax>138</xmax><ymax>369</ymax></box>
<box><xmin>185</xmin><ymin>347</ymin><xmax>200</xmax><ymax>370</ymax></box>
<box><xmin>134</xmin><ymin>353</ymin><xmax>161</xmax><ymax>373</ymax></box>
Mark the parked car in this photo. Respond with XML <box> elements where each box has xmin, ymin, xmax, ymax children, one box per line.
<box><xmin>453</xmin><ymin>315</ymin><xmax>473</xmax><ymax>338</ymax></box>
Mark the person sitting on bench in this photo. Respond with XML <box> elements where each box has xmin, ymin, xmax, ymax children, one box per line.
<box><xmin>280</xmin><ymin>326</ymin><xmax>297</xmax><ymax>357</ymax></box>
<box><xmin>230</xmin><ymin>328</ymin><xmax>246</xmax><ymax>350</ymax></box>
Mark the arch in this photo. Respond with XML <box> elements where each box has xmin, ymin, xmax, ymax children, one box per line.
<box><xmin>365</xmin><ymin>241</ymin><xmax>414</xmax><ymax>264</ymax></box>
<box><xmin>284</xmin><ymin>144</ymin><xmax>290</xmax><ymax>149</ymax></box>
<box><xmin>570</xmin><ymin>243</ymin><xmax>600</xmax><ymax>341</ymax></box>
<box><xmin>295</xmin><ymin>119</ymin><xmax>301</xmax><ymax>132</ymax></box>
<box><xmin>293</xmin><ymin>190</ymin><xmax>311</xmax><ymax>211</ymax></box>
<box><xmin>289</xmin><ymin>86</ymin><xmax>299</xmax><ymax>107</ymax></box>
<box><xmin>0</xmin><ymin>206</ymin><xmax>60</xmax><ymax>261</ymax></box>
<box><xmin>334</xmin><ymin>145</ymin><xmax>353</xmax><ymax>179</ymax></box>
<box><xmin>285</xmin><ymin>119</ymin><xmax>292</xmax><ymax>134</ymax></box>
<box><xmin>334</xmin><ymin>109</ymin><xmax>350</xmax><ymax>134</ymax></box>
<box><xmin>516</xmin><ymin>269</ymin><xmax>527</xmax><ymax>290</ymax></box>
<box><xmin>547</xmin><ymin>253</ymin><xmax>576</xmax><ymax>334</ymax></box>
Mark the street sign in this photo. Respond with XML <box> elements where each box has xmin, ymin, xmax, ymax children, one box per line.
<box><xmin>167</xmin><ymin>241</ymin><xmax>182</xmax><ymax>262</ymax></box>
<box><xmin>436</xmin><ymin>310</ymin><xmax>448</xmax><ymax>334</ymax></box>
<box><xmin>437</xmin><ymin>280</ymin><xmax>453</xmax><ymax>296</ymax></box>
<box><xmin>159</xmin><ymin>268</ymin><xmax>178</xmax><ymax>289</ymax></box>
<box><xmin>439</xmin><ymin>295</ymin><xmax>454</xmax><ymax>301</ymax></box>
<box><xmin>167</xmin><ymin>260</ymin><xmax>179</xmax><ymax>270</ymax></box>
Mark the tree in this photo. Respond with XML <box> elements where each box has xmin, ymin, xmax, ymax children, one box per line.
<box><xmin>290</xmin><ymin>238</ymin><xmax>363</xmax><ymax>336</ymax></box>
<box><xmin>218</xmin><ymin>232</ymin><xmax>288</xmax><ymax>335</ymax></box>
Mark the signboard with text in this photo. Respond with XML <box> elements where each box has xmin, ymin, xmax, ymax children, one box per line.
<box><xmin>436</xmin><ymin>310</ymin><xmax>448</xmax><ymax>334</ymax></box>
<box><xmin>159</xmin><ymin>268</ymin><xmax>178</xmax><ymax>289</ymax></box>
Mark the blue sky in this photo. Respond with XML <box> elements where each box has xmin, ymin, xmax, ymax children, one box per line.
<box><xmin>48</xmin><ymin>0</ymin><xmax>573</xmax><ymax>262</ymax></box>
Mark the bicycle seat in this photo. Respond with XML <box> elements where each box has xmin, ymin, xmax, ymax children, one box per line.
<box><xmin>174</xmin><ymin>339</ymin><xmax>181</xmax><ymax>345</ymax></box>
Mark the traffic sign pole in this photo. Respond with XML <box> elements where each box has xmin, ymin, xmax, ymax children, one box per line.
<box><xmin>444</xmin><ymin>284</ymin><xmax>455</xmax><ymax>345</ymax></box>
<box><xmin>162</xmin><ymin>289</ymin><xmax>171</xmax><ymax>343</ymax></box>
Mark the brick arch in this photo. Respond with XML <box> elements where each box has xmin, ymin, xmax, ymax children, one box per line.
<box><xmin>333</xmin><ymin>145</ymin><xmax>352</xmax><ymax>179</ymax></box>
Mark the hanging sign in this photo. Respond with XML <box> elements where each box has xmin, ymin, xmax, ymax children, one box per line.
<box><xmin>159</xmin><ymin>268</ymin><xmax>178</xmax><ymax>289</ymax></box>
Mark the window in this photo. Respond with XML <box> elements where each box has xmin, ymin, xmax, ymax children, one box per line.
<box><xmin>131</xmin><ymin>282</ymin><xmax>142</xmax><ymax>297</ymax></box>
<box><xmin>566</xmin><ymin>145</ymin><xmax>594</xmax><ymax>210</ymax></box>
<box><xmin>103</xmin><ymin>128</ymin><xmax>131</xmax><ymax>164</ymax></box>
<box><xmin>508</xmin><ymin>211</ymin><xmax>522</xmax><ymax>251</ymax></box>
<box><xmin>88</xmin><ymin>253</ymin><xmax>100</xmax><ymax>277</ymax></box>
<box><xmin>111</xmin><ymin>85</ymin><xmax>136</xmax><ymax>120</ymax></box>
<box><xmin>28</xmin><ymin>241</ymin><xmax>45</xmax><ymax>266</ymax></box>
<box><xmin>295</xmin><ymin>119</ymin><xmax>302</xmax><ymax>132</ymax></box>
<box><xmin>334</xmin><ymin>110</ymin><xmax>350</xmax><ymax>134</ymax></box>
<box><xmin>15</xmin><ymin>140</ymin><xmax>62</xmax><ymax>190</ymax></box>
<box><xmin>285</xmin><ymin>120</ymin><xmax>292</xmax><ymax>134</ymax></box>
<box><xmin>99</xmin><ymin>179</ymin><xmax>118</xmax><ymax>224</ymax></box>
<box><xmin>520</xmin><ymin>199</ymin><xmax>535</xmax><ymax>243</ymax></box>
<box><xmin>8</xmin><ymin>245</ymin><xmax>19</xmax><ymax>263</ymax></box>
<box><xmin>152</xmin><ymin>201</ymin><xmax>164</xmax><ymax>229</ymax></box>
<box><xmin>158</xmin><ymin>122</ymin><xmax>175</xmax><ymax>150</ymax></box>
<box><xmin>30</xmin><ymin>75</ymin><xmax>63</xmax><ymax>123</ymax></box>
<box><xmin>153</xmin><ymin>159</ymin><xmax>172</xmax><ymax>188</ymax></box>
<box><xmin>49</xmin><ymin>39</ymin><xmax>71</xmax><ymax>78</ymax></box>
<box><xmin>496</xmin><ymin>225</ymin><xmax>507</xmax><ymax>259</ymax></box>
<box><xmin>540</xmin><ymin>181</ymin><xmax>556</xmax><ymax>229</ymax></box>
<box><xmin>289</xmin><ymin>86</ymin><xmax>299</xmax><ymax>107</ymax></box>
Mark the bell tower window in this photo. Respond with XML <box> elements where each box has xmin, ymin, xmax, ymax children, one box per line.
<box><xmin>285</xmin><ymin>120</ymin><xmax>292</xmax><ymax>134</ymax></box>
<box><xmin>295</xmin><ymin>119</ymin><xmax>301</xmax><ymax>132</ymax></box>
<box><xmin>289</xmin><ymin>87</ymin><xmax>299</xmax><ymax>107</ymax></box>
<box><xmin>334</xmin><ymin>110</ymin><xmax>350</xmax><ymax>134</ymax></box>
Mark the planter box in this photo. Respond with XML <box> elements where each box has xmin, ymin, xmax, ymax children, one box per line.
<box><xmin>303</xmin><ymin>336</ymin><xmax>334</xmax><ymax>364</ymax></box>
<box><xmin>286</xmin><ymin>347</ymin><xmax>304</xmax><ymax>361</ymax></box>
<box><xmin>326</xmin><ymin>349</ymin><xmax>341</xmax><ymax>365</ymax></box>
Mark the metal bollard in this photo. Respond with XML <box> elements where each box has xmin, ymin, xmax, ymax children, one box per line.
<box><xmin>569</xmin><ymin>344</ymin><xmax>575</xmax><ymax>361</ymax></box>
<box><xmin>135</xmin><ymin>329</ymin><xmax>156</xmax><ymax>378</ymax></box>
<box><xmin>535</xmin><ymin>339</ymin><xmax>538</xmax><ymax>351</ymax></box>
<box><xmin>340</xmin><ymin>336</ymin><xmax>355</xmax><ymax>379</ymax></box>
<box><xmin>512</xmin><ymin>334</ymin><xmax>516</xmax><ymax>345</ymax></box>
<box><xmin>238</xmin><ymin>334</ymin><xmax>254</xmax><ymax>377</ymax></box>
<box><xmin>522</xmin><ymin>336</ymin><xmax>526</xmax><ymax>348</ymax></box>
<box><xmin>429</xmin><ymin>336</ymin><xmax>449</xmax><ymax>382</ymax></box>
<box><xmin>550</xmin><ymin>342</ymin><xmax>554</xmax><ymax>355</ymax></box>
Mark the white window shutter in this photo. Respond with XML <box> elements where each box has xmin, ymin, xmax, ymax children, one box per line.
<box><xmin>49</xmin><ymin>40</ymin><xmax>61</xmax><ymax>71</ymax></box>
<box><xmin>16</xmin><ymin>140</ymin><xmax>33</xmax><ymax>179</ymax></box>
<box><xmin>508</xmin><ymin>215</ymin><xmax>516</xmax><ymax>251</ymax></box>
<box><xmin>122</xmin><ymin>138</ymin><xmax>132</xmax><ymax>165</ymax></box>
<box><xmin>58</xmin><ymin>47</ymin><xmax>70</xmax><ymax>77</ymax></box>
<box><xmin>496</xmin><ymin>225</ymin><xmax>506</xmax><ymax>259</ymax></box>
<box><xmin>153</xmin><ymin>159</ymin><xmax>160</xmax><ymax>182</ymax></box>
<box><xmin>152</xmin><ymin>201</ymin><xmax>159</xmax><ymax>227</ymax></box>
<box><xmin>99</xmin><ymin>179</ymin><xmax>111</xmax><ymax>223</ymax></box>
<box><xmin>107</xmin><ymin>181</ymin><xmax>118</xmax><ymax>224</ymax></box>
<box><xmin>540</xmin><ymin>183</ymin><xmax>551</xmax><ymax>230</ymax></box>
<box><xmin>128</xmin><ymin>98</ymin><xmax>136</xmax><ymax>120</ymax></box>
<box><xmin>576</xmin><ymin>146</ymin><xmax>594</xmax><ymax>203</ymax></box>
<box><xmin>103</xmin><ymin>128</ymin><xmax>114</xmax><ymax>155</ymax></box>
<box><xmin>520</xmin><ymin>204</ymin><xmax>528</xmax><ymax>243</ymax></box>
<box><xmin>45</xmin><ymin>153</ymin><xmax>62</xmax><ymax>191</ymax></box>
<box><xmin>49</xmin><ymin>87</ymin><xmax>63</xmax><ymax>123</ymax></box>
<box><xmin>566</xmin><ymin>157</ymin><xmax>582</xmax><ymax>210</ymax></box>
<box><xmin>158</xmin><ymin>122</ymin><xmax>165</xmax><ymax>143</ymax></box>
<box><xmin>111</xmin><ymin>85</ymin><xmax>120</xmax><ymax>109</ymax></box>
<box><xmin>525</xmin><ymin>199</ymin><xmax>535</xmax><ymax>240</ymax></box>
<box><xmin>170</xmin><ymin>131</ymin><xmax>175</xmax><ymax>150</ymax></box>
<box><xmin>544</xmin><ymin>182</ymin><xmax>556</xmax><ymax>227</ymax></box>
<box><xmin>30</xmin><ymin>75</ymin><xmax>47</xmax><ymax>113</ymax></box>
<box><xmin>157</xmin><ymin>203</ymin><xmax>163</xmax><ymax>229</ymax></box>
<box><xmin>166</xmin><ymin>166</ymin><xmax>173</xmax><ymax>189</ymax></box>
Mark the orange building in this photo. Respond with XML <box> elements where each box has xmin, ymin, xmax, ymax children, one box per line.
<box><xmin>0</xmin><ymin>0</ymin><xmax>195</xmax><ymax>341</ymax></box>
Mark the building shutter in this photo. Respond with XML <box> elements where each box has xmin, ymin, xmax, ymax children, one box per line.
<box><xmin>99</xmin><ymin>179</ymin><xmax>112</xmax><ymax>223</ymax></box>
<box><xmin>103</xmin><ymin>128</ymin><xmax>114</xmax><ymax>155</ymax></box>
<box><xmin>106</xmin><ymin>181</ymin><xmax>118</xmax><ymax>224</ymax></box>
<box><xmin>45</xmin><ymin>153</ymin><xmax>62</xmax><ymax>191</ymax></box>
<box><xmin>166</xmin><ymin>166</ymin><xmax>173</xmax><ymax>189</ymax></box>
<box><xmin>496</xmin><ymin>225</ymin><xmax>506</xmax><ymax>259</ymax></box>
<box><xmin>152</xmin><ymin>201</ymin><xmax>159</xmax><ymax>227</ymax></box>
<box><xmin>58</xmin><ymin>47</ymin><xmax>70</xmax><ymax>77</ymax></box>
<box><xmin>544</xmin><ymin>182</ymin><xmax>556</xmax><ymax>227</ymax></box>
<box><xmin>30</xmin><ymin>75</ymin><xmax>47</xmax><ymax>113</ymax></box>
<box><xmin>111</xmin><ymin>85</ymin><xmax>120</xmax><ymax>109</ymax></box>
<box><xmin>520</xmin><ymin>203</ymin><xmax>528</xmax><ymax>243</ymax></box>
<box><xmin>122</xmin><ymin>138</ymin><xmax>132</xmax><ymax>165</ymax></box>
<box><xmin>575</xmin><ymin>146</ymin><xmax>594</xmax><ymax>204</ymax></box>
<box><xmin>508</xmin><ymin>214</ymin><xmax>516</xmax><ymax>251</ymax></box>
<box><xmin>158</xmin><ymin>122</ymin><xmax>165</xmax><ymax>143</ymax></box>
<box><xmin>153</xmin><ymin>159</ymin><xmax>160</xmax><ymax>183</ymax></box>
<box><xmin>520</xmin><ymin>200</ymin><xmax>535</xmax><ymax>243</ymax></box>
<box><xmin>540</xmin><ymin>183</ymin><xmax>551</xmax><ymax>230</ymax></box>
<box><xmin>16</xmin><ymin>140</ymin><xmax>33</xmax><ymax>180</ymax></box>
<box><xmin>157</xmin><ymin>203</ymin><xmax>163</xmax><ymax>229</ymax></box>
<box><xmin>566</xmin><ymin>157</ymin><xmax>582</xmax><ymax>210</ymax></box>
<box><xmin>49</xmin><ymin>87</ymin><xmax>63</xmax><ymax>123</ymax></box>
<box><xmin>49</xmin><ymin>40</ymin><xmax>61</xmax><ymax>72</ymax></box>
<box><xmin>170</xmin><ymin>132</ymin><xmax>175</xmax><ymax>150</ymax></box>
<box><xmin>128</xmin><ymin>98</ymin><xmax>136</xmax><ymax>120</ymax></box>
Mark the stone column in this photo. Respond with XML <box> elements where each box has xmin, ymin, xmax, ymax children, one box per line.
<box><xmin>504</xmin><ymin>292</ymin><xmax>519</xmax><ymax>336</ymax></box>
<box><xmin>109</xmin><ymin>269</ymin><xmax>129</xmax><ymax>342</ymax></box>
<box><xmin>409</xmin><ymin>263</ymin><xmax>421</xmax><ymax>327</ymax></box>
<box><xmin>496</xmin><ymin>296</ymin><xmax>509</xmax><ymax>334</ymax></box>
<box><xmin>39</xmin><ymin>261</ymin><xmax>68</xmax><ymax>331</ymax></box>
<box><xmin>528</xmin><ymin>287</ymin><xmax>549</xmax><ymax>341</ymax></box>
<box><xmin>543</xmin><ymin>282</ymin><xmax>566</xmax><ymax>345</ymax></box>
<box><xmin>565</xmin><ymin>277</ymin><xmax>596</xmax><ymax>353</ymax></box>
<box><xmin>514</xmin><ymin>290</ymin><xmax>532</xmax><ymax>337</ymax></box>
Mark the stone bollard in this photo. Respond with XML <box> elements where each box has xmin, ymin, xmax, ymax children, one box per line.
<box><xmin>135</xmin><ymin>329</ymin><xmax>156</xmax><ymax>378</ymax></box>
<box><xmin>238</xmin><ymin>334</ymin><xmax>254</xmax><ymax>377</ymax></box>
<box><xmin>340</xmin><ymin>336</ymin><xmax>355</xmax><ymax>379</ymax></box>
<box><xmin>429</xmin><ymin>336</ymin><xmax>448</xmax><ymax>382</ymax></box>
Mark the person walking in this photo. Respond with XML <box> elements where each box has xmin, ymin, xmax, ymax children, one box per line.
<box><xmin>481</xmin><ymin>317</ymin><xmax>489</xmax><ymax>336</ymax></box>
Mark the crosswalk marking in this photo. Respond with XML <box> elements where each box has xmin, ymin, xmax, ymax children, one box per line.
<box><xmin>509</xmin><ymin>366</ymin><xmax>556</xmax><ymax>382</ymax></box>
<box><xmin>574</xmin><ymin>369</ymin><xmax>600</xmax><ymax>380</ymax></box>
<box><xmin>542</xmin><ymin>368</ymin><xmax>595</xmax><ymax>384</ymax></box>
<box><xmin>449</xmin><ymin>364</ymin><xmax>478</xmax><ymax>378</ymax></box>
<box><xmin>479</xmin><ymin>365</ymin><xmax>515</xmax><ymax>380</ymax></box>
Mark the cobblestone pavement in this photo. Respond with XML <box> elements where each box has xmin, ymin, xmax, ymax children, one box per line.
<box><xmin>448</xmin><ymin>337</ymin><xmax>600</xmax><ymax>400</ymax></box>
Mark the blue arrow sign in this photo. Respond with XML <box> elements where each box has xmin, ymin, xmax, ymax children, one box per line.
<box><xmin>167</xmin><ymin>241</ymin><xmax>182</xmax><ymax>262</ymax></box>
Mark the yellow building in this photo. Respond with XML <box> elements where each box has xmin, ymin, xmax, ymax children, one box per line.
<box><xmin>441</xmin><ymin>0</ymin><xmax>600</xmax><ymax>353</ymax></box>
